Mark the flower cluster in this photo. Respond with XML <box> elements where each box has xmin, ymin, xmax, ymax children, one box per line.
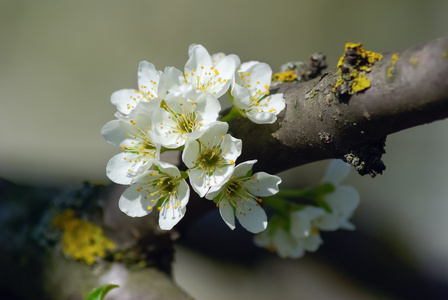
<box><xmin>254</xmin><ymin>160</ymin><xmax>360</xmax><ymax>258</ymax></box>
<box><xmin>102</xmin><ymin>44</ymin><xmax>284</xmax><ymax>233</ymax></box>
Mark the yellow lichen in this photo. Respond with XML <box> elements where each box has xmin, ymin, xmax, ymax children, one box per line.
<box><xmin>334</xmin><ymin>42</ymin><xmax>382</xmax><ymax>95</ymax></box>
<box><xmin>410</xmin><ymin>57</ymin><xmax>419</xmax><ymax>66</ymax></box>
<box><xmin>352</xmin><ymin>74</ymin><xmax>371</xmax><ymax>92</ymax></box>
<box><xmin>310</xmin><ymin>91</ymin><xmax>318</xmax><ymax>98</ymax></box>
<box><xmin>333</xmin><ymin>78</ymin><xmax>343</xmax><ymax>91</ymax></box>
<box><xmin>53</xmin><ymin>209</ymin><xmax>115</xmax><ymax>264</ymax></box>
<box><xmin>441</xmin><ymin>51</ymin><xmax>448</xmax><ymax>59</ymax></box>
<box><xmin>272</xmin><ymin>70</ymin><xmax>298</xmax><ymax>83</ymax></box>
<box><xmin>391</xmin><ymin>53</ymin><xmax>399</xmax><ymax>63</ymax></box>
<box><xmin>387</xmin><ymin>53</ymin><xmax>399</xmax><ymax>78</ymax></box>
<box><xmin>341</xmin><ymin>43</ymin><xmax>383</xmax><ymax>66</ymax></box>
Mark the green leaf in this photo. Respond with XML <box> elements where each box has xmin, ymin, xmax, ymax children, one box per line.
<box><xmin>85</xmin><ymin>284</ymin><xmax>119</xmax><ymax>300</ymax></box>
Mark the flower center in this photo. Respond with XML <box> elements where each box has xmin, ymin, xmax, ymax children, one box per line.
<box><xmin>195</xmin><ymin>146</ymin><xmax>226</xmax><ymax>178</ymax></box>
<box><xmin>141</xmin><ymin>173</ymin><xmax>180</xmax><ymax>211</ymax></box>
<box><xmin>122</xmin><ymin>121</ymin><xmax>156</xmax><ymax>158</ymax></box>
<box><xmin>164</xmin><ymin>104</ymin><xmax>202</xmax><ymax>135</ymax></box>
<box><xmin>184</xmin><ymin>66</ymin><xmax>227</xmax><ymax>94</ymax></box>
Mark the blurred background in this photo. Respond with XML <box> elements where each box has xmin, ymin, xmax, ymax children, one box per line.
<box><xmin>1</xmin><ymin>0</ymin><xmax>448</xmax><ymax>299</ymax></box>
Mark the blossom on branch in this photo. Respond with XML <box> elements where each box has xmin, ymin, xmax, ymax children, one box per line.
<box><xmin>206</xmin><ymin>160</ymin><xmax>282</xmax><ymax>233</ymax></box>
<box><xmin>231</xmin><ymin>61</ymin><xmax>286</xmax><ymax>124</ymax></box>
<box><xmin>167</xmin><ymin>44</ymin><xmax>239</xmax><ymax>100</ymax></box>
<box><xmin>101</xmin><ymin>101</ymin><xmax>161</xmax><ymax>185</ymax></box>
<box><xmin>150</xmin><ymin>92</ymin><xmax>221</xmax><ymax>148</ymax></box>
<box><xmin>182</xmin><ymin>121</ymin><xmax>242</xmax><ymax>197</ymax></box>
<box><xmin>119</xmin><ymin>161</ymin><xmax>190</xmax><ymax>230</ymax></box>
<box><xmin>111</xmin><ymin>61</ymin><xmax>167</xmax><ymax>115</ymax></box>
<box><xmin>254</xmin><ymin>160</ymin><xmax>359</xmax><ymax>258</ymax></box>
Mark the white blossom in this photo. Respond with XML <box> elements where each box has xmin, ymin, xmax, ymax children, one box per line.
<box><xmin>254</xmin><ymin>160</ymin><xmax>359</xmax><ymax>258</ymax></box>
<box><xmin>231</xmin><ymin>61</ymin><xmax>286</xmax><ymax>124</ymax></box>
<box><xmin>101</xmin><ymin>101</ymin><xmax>161</xmax><ymax>185</ymax></box>
<box><xmin>167</xmin><ymin>44</ymin><xmax>239</xmax><ymax>100</ymax></box>
<box><xmin>150</xmin><ymin>92</ymin><xmax>221</xmax><ymax>149</ymax></box>
<box><xmin>182</xmin><ymin>122</ymin><xmax>242</xmax><ymax>197</ymax></box>
<box><xmin>118</xmin><ymin>161</ymin><xmax>190</xmax><ymax>230</ymax></box>
<box><xmin>111</xmin><ymin>61</ymin><xmax>167</xmax><ymax>115</ymax></box>
<box><xmin>206</xmin><ymin>160</ymin><xmax>281</xmax><ymax>233</ymax></box>
<box><xmin>315</xmin><ymin>159</ymin><xmax>360</xmax><ymax>231</ymax></box>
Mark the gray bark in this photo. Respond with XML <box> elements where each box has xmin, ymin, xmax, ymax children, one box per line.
<box><xmin>229</xmin><ymin>38</ymin><xmax>448</xmax><ymax>176</ymax></box>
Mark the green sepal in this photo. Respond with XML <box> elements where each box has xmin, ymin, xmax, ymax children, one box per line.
<box><xmin>85</xmin><ymin>284</ymin><xmax>119</xmax><ymax>300</ymax></box>
<box><xmin>220</xmin><ymin>105</ymin><xmax>246</xmax><ymax>122</ymax></box>
<box><xmin>160</xmin><ymin>145</ymin><xmax>184</xmax><ymax>154</ymax></box>
<box><xmin>180</xmin><ymin>170</ymin><xmax>189</xmax><ymax>180</ymax></box>
<box><xmin>227</xmin><ymin>90</ymin><xmax>235</xmax><ymax>105</ymax></box>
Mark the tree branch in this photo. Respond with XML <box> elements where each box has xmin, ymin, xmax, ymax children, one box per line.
<box><xmin>229</xmin><ymin>38</ymin><xmax>448</xmax><ymax>176</ymax></box>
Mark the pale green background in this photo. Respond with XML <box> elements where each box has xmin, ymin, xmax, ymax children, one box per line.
<box><xmin>1</xmin><ymin>1</ymin><xmax>448</xmax><ymax>299</ymax></box>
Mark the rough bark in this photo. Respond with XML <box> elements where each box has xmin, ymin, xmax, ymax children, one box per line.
<box><xmin>229</xmin><ymin>38</ymin><xmax>448</xmax><ymax>176</ymax></box>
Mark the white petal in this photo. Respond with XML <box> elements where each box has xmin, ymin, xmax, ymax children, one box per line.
<box><xmin>182</xmin><ymin>139</ymin><xmax>200</xmax><ymax>168</ymax></box>
<box><xmin>164</xmin><ymin>66</ymin><xmax>189</xmax><ymax>95</ymax></box>
<box><xmin>235</xmin><ymin>200</ymin><xmax>267</xmax><ymax>233</ymax></box>
<box><xmin>185</xmin><ymin>44</ymin><xmax>213</xmax><ymax>74</ymax></box>
<box><xmin>240</xmin><ymin>61</ymin><xmax>260</xmax><ymax>71</ymax></box>
<box><xmin>101</xmin><ymin>119</ymin><xmax>134</xmax><ymax>146</ymax></box>
<box><xmin>253</xmin><ymin>230</ymin><xmax>272</xmax><ymax>248</ymax></box>
<box><xmin>233</xmin><ymin>160</ymin><xmax>257</xmax><ymax>178</ymax></box>
<box><xmin>106</xmin><ymin>153</ymin><xmax>134</xmax><ymax>185</ymax></box>
<box><xmin>322</xmin><ymin>159</ymin><xmax>351</xmax><ymax>185</ymax></box>
<box><xmin>188</xmin><ymin>168</ymin><xmax>208</xmax><ymax>198</ymax></box>
<box><xmin>111</xmin><ymin>89</ymin><xmax>144</xmax><ymax>115</ymax></box>
<box><xmin>290</xmin><ymin>206</ymin><xmax>325</xmax><ymax>239</ymax></box>
<box><xmin>317</xmin><ymin>185</ymin><xmax>359</xmax><ymax>231</ymax></box>
<box><xmin>245</xmin><ymin>172</ymin><xmax>282</xmax><ymax>197</ymax></box>
<box><xmin>156</xmin><ymin>161</ymin><xmax>181</xmax><ymax>178</ymax></box>
<box><xmin>158</xmin><ymin>180</ymin><xmax>190</xmax><ymax>230</ymax></box>
<box><xmin>119</xmin><ymin>184</ymin><xmax>152</xmax><ymax>217</ymax></box>
<box><xmin>205</xmin><ymin>186</ymin><xmax>221</xmax><ymax>200</ymax></box>
<box><xmin>212</xmin><ymin>55</ymin><xmax>238</xmax><ymax>98</ymax></box>
<box><xmin>246</xmin><ymin>111</ymin><xmax>278</xmax><ymax>124</ymax></box>
<box><xmin>195</xmin><ymin>93</ymin><xmax>221</xmax><ymax>124</ymax></box>
<box><xmin>219</xmin><ymin>199</ymin><xmax>236</xmax><ymax>230</ymax></box>
<box><xmin>221</xmin><ymin>135</ymin><xmax>242</xmax><ymax>161</ymax></box>
<box><xmin>138</xmin><ymin>61</ymin><xmax>164</xmax><ymax>97</ymax></box>
<box><xmin>302</xmin><ymin>233</ymin><xmax>323</xmax><ymax>252</ymax></box>
<box><xmin>273</xmin><ymin>228</ymin><xmax>297</xmax><ymax>258</ymax></box>
<box><xmin>232</xmin><ymin>84</ymin><xmax>251</xmax><ymax>110</ymax></box>
<box><xmin>150</xmin><ymin>109</ymin><xmax>182</xmax><ymax>148</ymax></box>
<box><xmin>266</xmin><ymin>93</ymin><xmax>286</xmax><ymax>112</ymax></box>
<box><xmin>197</xmin><ymin>121</ymin><xmax>229</xmax><ymax>145</ymax></box>
<box><xmin>245</xmin><ymin>62</ymin><xmax>272</xmax><ymax>92</ymax></box>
